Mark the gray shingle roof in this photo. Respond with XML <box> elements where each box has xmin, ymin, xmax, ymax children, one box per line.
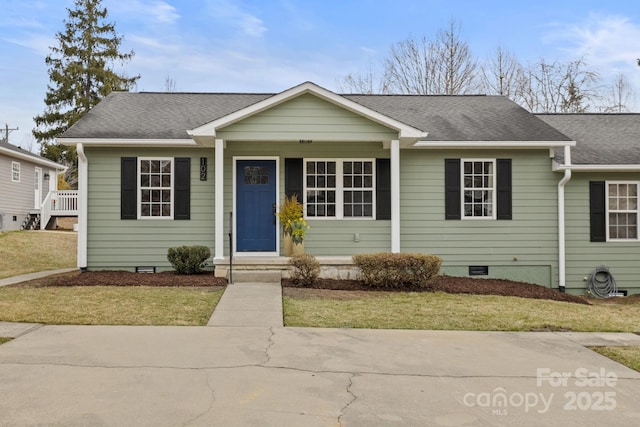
<box><xmin>536</xmin><ymin>114</ymin><xmax>640</xmax><ymax>165</ymax></box>
<box><xmin>347</xmin><ymin>94</ymin><xmax>571</xmax><ymax>142</ymax></box>
<box><xmin>61</xmin><ymin>91</ymin><xmax>571</xmax><ymax>143</ymax></box>
<box><xmin>0</xmin><ymin>140</ymin><xmax>62</xmax><ymax>168</ymax></box>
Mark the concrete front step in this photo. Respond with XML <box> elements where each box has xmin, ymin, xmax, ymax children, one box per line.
<box><xmin>230</xmin><ymin>270</ymin><xmax>282</xmax><ymax>284</ymax></box>
<box><xmin>214</xmin><ymin>256</ymin><xmax>359</xmax><ymax>280</ymax></box>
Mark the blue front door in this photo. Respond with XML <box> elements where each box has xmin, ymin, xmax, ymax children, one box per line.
<box><xmin>236</xmin><ymin>160</ymin><xmax>277</xmax><ymax>252</ymax></box>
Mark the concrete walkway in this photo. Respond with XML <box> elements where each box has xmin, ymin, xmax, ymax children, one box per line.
<box><xmin>0</xmin><ymin>268</ymin><xmax>77</xmax><ymax>287</ymax></box>
<box><xmin>207</xmin><ymin>282</ymin><xmax>283</xmax><ymax>327</ymax></box>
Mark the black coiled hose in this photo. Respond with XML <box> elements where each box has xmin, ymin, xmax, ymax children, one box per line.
<box><xmin>588</xmin><ymin>266</ymin><xmax>617</xmax><ymax>298</ymax></box>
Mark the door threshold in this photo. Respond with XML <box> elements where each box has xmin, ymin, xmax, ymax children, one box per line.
<box><xmin>234</xmin><ymin>252</ymin><xmax>279</xmax><ymax>257</ymax></box>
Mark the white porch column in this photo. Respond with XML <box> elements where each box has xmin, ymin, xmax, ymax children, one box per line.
<box><xmin>391</xmin><ymin>139</ymin><xmax>401</xmax><ymax>253</ymax></box>
<box><xmin>214</xmin><ymin>139</ymin><xmax>225</xmax><ymax>260</ymax></box>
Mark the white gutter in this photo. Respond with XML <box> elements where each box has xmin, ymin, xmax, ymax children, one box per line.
<box><xmin>554</xmin><ymin>163</ymin><xmax>640</xmax><ymax>172</ymax></box>
<box><xmin>557</xmin><ymin>145</ymin><xmax>572</xmax><ymax>293</ymax></box>
<box><xmin>412</xmin><ymin>140</ymin><xmax>575</xmax><ymax>149</ymax></box>
<box><xmin>57</xmin><ymin>138</ymin><xmax>199</xmax><ymax>147</ymax></box>
<box><xmin>76</xmin><ymin>143</ymin><xmax>88</xmax><ymax>270</ymax></box>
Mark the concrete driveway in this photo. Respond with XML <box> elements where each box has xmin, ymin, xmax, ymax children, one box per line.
<box><xmin>1</xmin><ymin>325</ymin><xmax>640</xmax><ymax>426</ymax></box>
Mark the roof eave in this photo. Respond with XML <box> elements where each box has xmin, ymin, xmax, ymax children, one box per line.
<box><xmin>411</xmin><ymin>140</ymin><xmax>576</xmax><ymax>149</ymax></box>
<box><xmin>57</xmin><ymin>138</ymin><xmax>203</xmax><ymax>147</ymax></box>
<box><xmin>554</xmin><ymin>163</ymin><xmax>640</xmax><ymax>172</ymax></box>
<box><xmin>0</xmin><ymin>146</ymin><xmax>65</xmax><ymax>170</ymax></box>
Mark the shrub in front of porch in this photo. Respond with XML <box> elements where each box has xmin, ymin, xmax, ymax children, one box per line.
<box><xmin>289</xmin><ymin>254</ymin><xmax>320</xmax><ymax>286</ymax></box>
<box><xmin>353</xmin><ymin>253</ymin><xmax>442</xmax><ymax>288</ymax></box>
<box><xmin>167</xmin><ymin>246</ymin><xmax>211</xmax><ymax>275</ymax></box>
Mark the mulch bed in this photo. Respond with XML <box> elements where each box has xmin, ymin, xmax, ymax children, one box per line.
<box><xmin>14</xmin><ymin>270</ymin><xmax>604</xmax><ymax>305</ymax></box>
<box><xmin>283</xmin><ymin>276</ymin><xmax>591</xmax><ymax>305</ymax></box>
<box><xmin>18</xmin><ymin>270</ymin><xmax>227</xmax><ymax>288</ymax></box>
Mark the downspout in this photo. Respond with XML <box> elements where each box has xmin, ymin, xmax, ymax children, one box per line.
<box><xmin>557</xmin><ymin>145</ymin><xmax>572</xmax><ymax>293</ymax></box>
<box><xmin>76</xmin><ymin>143</ymin><xmax>88</xmax><ymax>271</ymax></box>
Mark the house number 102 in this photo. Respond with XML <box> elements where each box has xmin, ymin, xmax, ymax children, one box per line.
<box><xmin>200</xmin><ymin>157</ymin><xmax>207</xmax><ymax>181</ymax></box>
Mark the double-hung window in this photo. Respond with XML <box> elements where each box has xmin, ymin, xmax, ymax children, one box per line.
<box><xmin>607</xmin><ymin>182</ymin><xmax>638</xmax><ymax>241</ymax></box>
<box><xmin>11</xmin><ymin>161</ymin><xmax>20</xmax><ymax>182</ymax></box>
<box><xmin>462</xmin><ymin>159</ymin><xmax>496</xmax><ymax>219</ymax></box>
<box><xmin>139</xmin><ymin>158</ymin><xmax>173</xmax><ymax>218</ymax></box>
<box><xmin>305</xmin><ymin>159</ymin><xmax>375</xmax><ymax>219</ymax></box>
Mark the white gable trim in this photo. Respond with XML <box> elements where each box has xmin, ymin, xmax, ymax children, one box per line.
<box><xmin>188</xmin><ymin>82</ymin><xmax>428</xmax><ymax>143</ymax></box>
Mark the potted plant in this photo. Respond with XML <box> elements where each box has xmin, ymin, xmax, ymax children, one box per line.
<box><xmin>277</xmin><ymin>195</ymin><xmax>303</xmax><ymax>256</ymax></box>
<box><xmin>290</xmin><ymin>217</ymin><xmax>310</xmax><ymax>255</ymax></box>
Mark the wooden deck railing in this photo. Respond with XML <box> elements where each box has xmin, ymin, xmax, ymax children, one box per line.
<box><xmin>40</xmin><ymin>190</ymin><xmax>78</xmax><ymax>229</ymax></box>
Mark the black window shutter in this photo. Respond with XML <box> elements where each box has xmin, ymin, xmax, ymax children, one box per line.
<box><xmin>445</xmin><ymin>159</ymin><xmax>461</xmax><ymax>220</ymax></box>
<box><xmin>496</xmin><ymin>159</ymin><xmax>512</xmax><ymax>220</ymax></box>
<box><xmin>285</xmin><ymin>158</ymin><xmax>303</xmax><ymax>201</ymax></box>
<box><xmin>376</xmin><ymin>158</ymin><xmax>391</xmax><ymax>220</ymax></box>
<box><xmin>590</xmin><ymin>181</ymin><xmax>606</xmax><ymax>242</ymax></box>
<box><xmin>121</xmin><ymin>157</ymin><xmax>137</xmax><ymax>220</ymax></box>
<box><xmin>174</xmin><ymin>157</ymin><xmax>191</xmax><ymax>220</ymax></box>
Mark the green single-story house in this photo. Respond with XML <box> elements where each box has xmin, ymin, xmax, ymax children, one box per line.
<box><xmin>58</xmin><ymin>82</ymin><xmax>640</xmax><ymax>295</ymax></box>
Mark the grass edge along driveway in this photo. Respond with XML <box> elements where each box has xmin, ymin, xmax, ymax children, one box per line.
<box><xmin>0</xmin><ymin>286</ymin><xmax>224</xmax><ymax>326</ymax></box>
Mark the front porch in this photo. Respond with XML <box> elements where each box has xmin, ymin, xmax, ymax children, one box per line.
<box><xmin>213</xmin><ymin>256</ymin><xmax>358</xmax><ymax>281</ymax></box>
<box><xmin>40</xmin><ymin>190</ymin><xmax>78</xmax><ymax>230</ymax></box>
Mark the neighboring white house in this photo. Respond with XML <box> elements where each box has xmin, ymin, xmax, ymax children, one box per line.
<box><xmin>0</xmin><ymin>140</ymin><xmax>68</xmax><ymax>231</ymax></box>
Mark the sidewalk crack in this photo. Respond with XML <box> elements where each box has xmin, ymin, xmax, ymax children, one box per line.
<box><xmin>338</xmin><ymin>373</ymin><xmax>357</xmax><ymax>426</ymax></box>
<box><xmin>182</xmin><ymin>375</ymin><xmax>216</xmax><ymax>426</ymax></box>
<box><xmin>262</xmin><ymin>327</ymin><xmax>276</xmax><ymax>365</ymax></box>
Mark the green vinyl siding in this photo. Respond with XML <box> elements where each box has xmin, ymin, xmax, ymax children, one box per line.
<box><xmin>564</xmin><ymin>173</ymin><xmax>640</xmax><ymax>295</ymax></box>
<box><xmin>217</xmin><ymin>93</ymin><xmax>399</xmax><ymax>142</ymax></box>
<box><xmin>85</xmin><ymin>147</ymin><xmax>214</xmax><ymax>271</ymax></box>
<box><xmin>400</xmin><ymin>149</ymin><xmax>559</xmax><ymax>287</ymax></box>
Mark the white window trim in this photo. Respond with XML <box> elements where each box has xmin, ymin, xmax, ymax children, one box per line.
<box><xmin>304</xmin><ymin>158</ymin><xmax>376</xmax><ymax>220</ymax></box>
<box><xmin>605</xmin><ymin>181</ymin><xmax>639</xmax><ymax>242</ymax></box>
<box><xmin>11</xmin><ymin>161</ymin><xmax>20</xmax><ymax>182</ymax></box>
<box><xmin>137</xmin><ymin>157</ymin><xmax>174</xmax><ymax>220</ymax></box>
<box><xmin>461</xmin><ymin>158</ymin><xmax>497</xmax><ymax>220</ymax></box>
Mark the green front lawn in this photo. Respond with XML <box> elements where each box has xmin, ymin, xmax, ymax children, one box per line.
<box><xmin>283</xmin><ymin>291</ymin><xmax>640</xmax><ymax>332</ymax></box>
<box><xmin>0</xmin><ymin>286</ymin><xmax>223</xmax><ymax>326</ymax></box>
<box><xmin>0</xmin><ymin>231</ymin><xmax>77</xmax><ymax>279</ymax></box>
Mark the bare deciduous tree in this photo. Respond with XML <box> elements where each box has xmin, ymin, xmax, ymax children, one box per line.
<box><xmin>480</xmin><ymin>46</ymin><xmax>524</xmax><ymax>98</ymax></box>
<box><xmin>377</xmin><ymin>19</ymin><xmax>479</xmax><ymax>95</ymax></box>
<box><xmin>338</xmin><ymin>60</ymin><xmax>388</xmax><ymax>94</ymax></box>
<box><xmin>164</xmin><ymin>75</ymin><xmax>178</xmax><ymax>92</ymax></box>
<box><xmin>600</xmin><ymin>73</ymin><xmax>635</xmax><ymax>112</ymax></box>
<box><xmin>517</xmin><ymin>58</ymin><xmax>600</xmax><ymax>113</ymax></box>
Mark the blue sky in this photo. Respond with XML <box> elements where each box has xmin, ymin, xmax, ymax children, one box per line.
<box><xmin>1</xmin><ymin>0</ymin><xmax>640</xmax><ymax>150</ymax></box>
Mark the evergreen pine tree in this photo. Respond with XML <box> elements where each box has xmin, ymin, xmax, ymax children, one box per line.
<box><xmin>33</xmin><ymin>0</ymin><xmax>139</xmax><ymax>180</ymax></box>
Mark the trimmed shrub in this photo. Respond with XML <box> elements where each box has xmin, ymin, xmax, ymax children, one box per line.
<box><xmin>167</xmin><ymin>245</ymin><xmax>211</xmax><ymax>275</ymax></box>
<box><xmin>352</xmin><ymin>253</ymin><xmax>442</xmax><ymax>288</ymax></box>
<box><xmin>289</xmin><ymin>253</ymin><xmax>320</xmax><ymax>286</ymax></box>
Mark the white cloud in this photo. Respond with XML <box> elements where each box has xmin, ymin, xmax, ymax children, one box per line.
<box><xmin>107</xmin><ymin>0</ymin><xmax>180</xmax><ymax>25</ymax></box>
<box><xmin>205</xmin><ymin>0</ymin><xmax>267</xmax><ymax>37</ymax></box>
<box><xmin>557</xmin><ymin>14</ymin><xmax>640</xmax><ymax>69</ymax></box>
<box><xmin>3</xmin><ymin>33</ymin><xmax>55</xmax><ymax>57</ymax></box>
<box><xmin>541</xmin><ymin>13</ymin><xmax>640</xmax><ymax>110</ymax></box>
